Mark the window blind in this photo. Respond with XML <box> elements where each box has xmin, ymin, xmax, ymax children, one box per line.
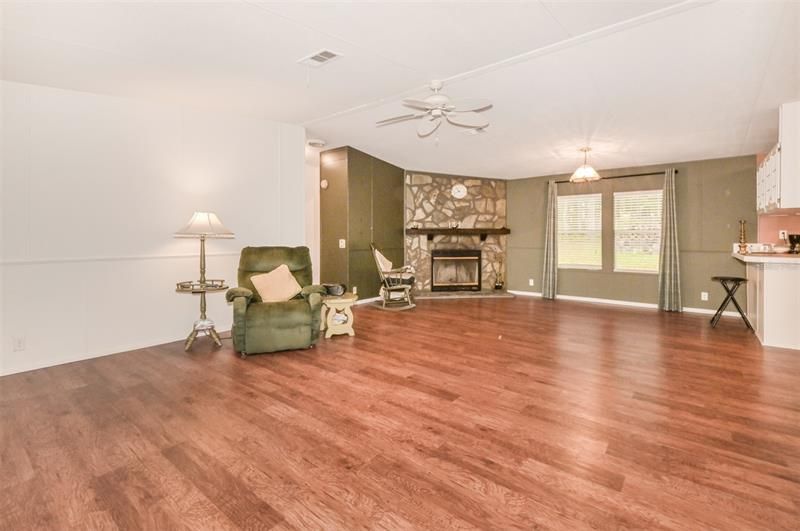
<box><xmin>614</xmin><ymin>190</ymin><xmax>663</xmax><ymax>273</ymax></box>
<box><xmin>557</xmin><ymin>193</ymin><xmax>602</xmax><ymax>269</ymax></box>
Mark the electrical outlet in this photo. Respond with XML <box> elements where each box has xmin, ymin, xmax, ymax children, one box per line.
<box><xmin>528</xmin><ymin>278</ymin><xmax>535</xmax><ymax>287</ymax></box>
<box><xmin>779</xmin><ymin>229</ymin><xmax>788</xmax><ymax>240</ymax></box>
<box><xmin>338</xmin><ymin>239</ymin><xmax>346</xmax><ymax>249</ymax></box>
<box><xmin>12</xmin><ymin>336</ymin><xmax>25</xmax><ymax>352</ymax></box>
<box><xmin>352</xmin><ymin>286</ymin><xmax>358</xmax><ymax>295</ymax></box>
<box><xmin>701</xmin><ymin>291</ymin><xmax>709</xmax><ymax>302</ymax></box>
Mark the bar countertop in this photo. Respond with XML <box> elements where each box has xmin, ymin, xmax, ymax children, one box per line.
<box><xmin>732</xmin><ymin>252</ymin><xmax>800</xmax><ymax>264</ymax></box>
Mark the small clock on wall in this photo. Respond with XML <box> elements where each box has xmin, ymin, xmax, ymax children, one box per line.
<box><xmin>450</xmin><ymin>183</ymin><xmax>468</xmax><ymax>199</ymax></box>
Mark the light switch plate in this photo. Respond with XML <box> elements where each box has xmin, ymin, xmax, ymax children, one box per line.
<box><xmin>338</xmin><ymin>239</ymin><xmax>346</xmax><ymax>249</ymax></box>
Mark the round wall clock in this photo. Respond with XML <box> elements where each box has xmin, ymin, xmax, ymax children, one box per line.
<box><xmin>451</xmin><ymin>183</ymin><xmax>468</xmax><ymax>199</ymax></box>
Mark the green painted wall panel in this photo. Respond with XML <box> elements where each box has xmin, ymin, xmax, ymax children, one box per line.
<box><xmin>347</xmin><ymin>148</ymin><xmax>373</xmax><ymax>252</ymax></box>
<box><xmin>507</xmin><ymin>155</ymin><xmax>757</xmax><ymax>311</ymax></box>
<box><xmin>319</xmin><ymin>148</ymin><xmax>348</xmax><ymax>285</ymax></box>
<box><xmin>319</xmin><ymin>146</ymin><xmax>404</xmax><ymax>299</ymax></box>
<box><xmin>371</xmin><ymin>156</ymin><xmax>405</xmax><ymax>252</ymax></box>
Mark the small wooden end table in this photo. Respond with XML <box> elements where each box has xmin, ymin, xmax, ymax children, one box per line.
<box><xmin>320</xmin><ymin>292</ymin><xmax>358</xmax><ymax>338</ymax></box>
<box><xmin>176</xmin><ymin>279</ymin><xmax>227</xmax><ymax>350</ymax></box>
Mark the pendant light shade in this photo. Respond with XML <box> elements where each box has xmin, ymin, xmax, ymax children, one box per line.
<box><xmin>570</xmin><ymin>147</ymin><xmax>601</xmax><ymax>183</ymax></box>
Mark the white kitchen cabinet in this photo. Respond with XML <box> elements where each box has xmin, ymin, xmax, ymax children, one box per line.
<box><xmin>737</xmin><ymin>252</ymin><xmax>800</xmax><ymax>350</ymax></box>
<box><xmin>757</xmin><ymin>101</ymin><xmax>800</xmax><ymax>213</ymax></box>
<box><xmin>756</xmin><ymin>144</ymin><xmax>780</xmax><ymax>212</ymax></box>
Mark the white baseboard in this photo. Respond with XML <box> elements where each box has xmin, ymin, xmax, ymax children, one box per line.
<box><xmin>509</xmin><ymin>290</ymin><xmax>542</xmax><ymax>298</ymax></box>
<box><xmin>507</xmin><ymin>290</ymin><xmax>739</xmax><ymax>317</ymax></box>
<box><xmin>682</xmin><ymin>306</ymin><xmax>740</xmax><ymax>318</ymax></box>
<box><xmin>354</xmin><ymin>296</ymin><xmax>381</xmax><ymax>306</ymax></box>
<box><xmin>555</xmin><ymin>293</ymin><xmax>659</xmax><ymax>310</ymax></box>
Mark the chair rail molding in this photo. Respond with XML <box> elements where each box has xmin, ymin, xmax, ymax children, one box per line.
<box><xmin>1</xmin><ymin>252</ymin><xmax>241</xmax><ymax>266</ymax></box>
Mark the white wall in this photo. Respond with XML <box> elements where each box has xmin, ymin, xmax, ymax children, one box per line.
<box><xmin>304</xmin><ymin>145</ymin><xmax>321</xmax><ymax>283</ymax></box>
<box><xmin>1</xmin><ymin>81</ymin><xmax>306</xmax><ymax>375</ymax></box>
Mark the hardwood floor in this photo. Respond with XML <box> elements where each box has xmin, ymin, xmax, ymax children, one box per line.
<box><xmin>2</xmin><ymin>297</ymin><xmax>800</xmax><ymax>530</ymax></box>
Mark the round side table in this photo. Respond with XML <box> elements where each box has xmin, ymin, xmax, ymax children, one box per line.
<box><xmin>320</xmin><ymin>292</ymin><xmax>358</xmax><ymax>338</ymax></box>
<box><xmin>176</xmin><ymin>279</ymin><xmax>227</xmax><ymax>350</ymax></box>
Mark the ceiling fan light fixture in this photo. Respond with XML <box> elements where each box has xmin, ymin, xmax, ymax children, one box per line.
<box><xmin>376</xmin><ymin>80</ymin><xmax>491</xmax><ymax>138</ymax></box>
<box><xmin>570</xmin><ymin>147</ymin><xmax>601</xmax><ymax>183</ymax></box>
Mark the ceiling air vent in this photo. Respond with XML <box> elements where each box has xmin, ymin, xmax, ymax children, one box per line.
<box><xmin>298</xmin><ymin>49</ymin><xmax>342</xmax><ymax>68</ymax></box>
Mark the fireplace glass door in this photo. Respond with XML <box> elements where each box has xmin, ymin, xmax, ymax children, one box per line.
<box><xmin>431</xmin><ymin>250</ymin><xmax>482</xmax><ymax>291</ymax></box>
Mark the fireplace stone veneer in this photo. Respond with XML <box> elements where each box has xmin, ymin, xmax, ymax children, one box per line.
<box><xmin>405</xmin><ymin>172</ymin><xmax>507</xmax><ymax>292</ymax></box>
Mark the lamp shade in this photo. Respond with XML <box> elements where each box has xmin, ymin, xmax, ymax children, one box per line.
<box><xmin>174</xmin><ymin>212</ymin><xmax>234</xmax><ymax>238</ymax></box>
<box><xmin>570</xmin><ymin>147</ymin><xmax>601</xmax><ymax>183</ymax></box>
<box><xmin>570</xmin><ymin>164</ymin><xmax>601</xmax><ymax>183</ymax></box>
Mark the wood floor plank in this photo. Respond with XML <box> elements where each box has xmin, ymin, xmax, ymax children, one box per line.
<box><xmin>2</xmin><ymin>297</ymin><xmax>800</xmax><ymax>529</ymax></box>
<box><xmin>162</xmin><ymin>442</ymin><xmax>284</xmax><ymax>529</ymax></box>
<box><xmin>92</xmin><ymin>463</ymin><xmax>184</xmax><ymax>531</ymax></box>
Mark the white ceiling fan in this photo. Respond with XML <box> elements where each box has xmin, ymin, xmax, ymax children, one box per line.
<box><xmin>376</xmin><ymin>80</ymin><xmax>492</xmax><ymax>137</ymax></box>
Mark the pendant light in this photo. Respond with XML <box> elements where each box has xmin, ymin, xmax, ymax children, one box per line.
<box><xmin>570</xmin><ymin>147</ymin><xmax>601</xmax><ymax>183</ymax></box>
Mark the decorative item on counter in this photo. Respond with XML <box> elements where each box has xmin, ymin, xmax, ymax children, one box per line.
<box><xmin>738</xmin><ymin>219</ymin><xmax>748</xmax><ymax>255</ymax></box>
<box><xmin>448</xmin><ymin>220</ymin><xmax>460</xmax><ymax>229</ymax></box>
<box><xmin>410</xmin><ymin>221</ymin><xmax>421</xmax><ymax>229</ymax></box>
<box><xmin>789</xmin><ymin>234</ymin><xmax>800</xmax><ymax>254</ymax></box>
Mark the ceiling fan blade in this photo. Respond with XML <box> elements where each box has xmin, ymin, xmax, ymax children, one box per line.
<box><xmin>445</xmin><ymin>111</ymin><xmax>489</xmax><ymax>129</ymax></box>
<box><xmin>402</xmin><ymin>98</ymin><xmax>434</xmax><ymax>110</ymax></box>
<box><xmin>417</xmin><ymin>116</ymin><xmax>441</xmax><ymax>137</ymax></box>
<box><xmin>448</xmin><ymin>98</ymin><xmax>492</xmax><ymax>112</ymax></box>
<box><xmin>376</xmin><ymin>113</ymin><xmax>424</xmax><ymax>126</ymax></box>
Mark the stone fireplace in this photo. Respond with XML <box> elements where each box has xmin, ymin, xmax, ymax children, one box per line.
<box><xmin>431</xmin><ymin>249</ymin><xmax>482</xmax><ymax>291</ymax></box>
<box><xmin>405</xmin><ymin>172</ymin><xmax>507</xmax><ymax>293</ymax></box>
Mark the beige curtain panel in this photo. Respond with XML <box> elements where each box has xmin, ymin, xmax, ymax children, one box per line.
<box><xmin>542</xmin><ymin>180</ymin><xmax>558</xmax><ymax>300</ymax></box>
<box><xmin>658</xmin><ymin>168</ymin><xmax>682</xmax><ymax>311</ymax></box>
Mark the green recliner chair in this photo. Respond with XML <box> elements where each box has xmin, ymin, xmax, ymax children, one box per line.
<box><xmin>225</xmin><ymin>246</ymin><xmax>326</xmax><ymax>357</ymax></box>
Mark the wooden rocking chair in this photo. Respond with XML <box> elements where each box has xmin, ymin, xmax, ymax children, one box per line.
<box><xmin>371</xmin><ymin>243</ymin><xmax>416</xmax><ymax>311</ymax></box>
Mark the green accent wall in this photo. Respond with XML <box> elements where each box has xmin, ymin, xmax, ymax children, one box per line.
<box><xmin>319</xmin><ymin>146</ymin><xmax>404</xmax><ymax>298</ymax></box>
<box><xmin>507</xmin><ymin>155</ymin><xmax>757</xmax><ymax>310</ymax></box>
<box><xmin>319</xmin><ymin>148</ymin><xmax>349</xmax><ymax>286</ymax></box>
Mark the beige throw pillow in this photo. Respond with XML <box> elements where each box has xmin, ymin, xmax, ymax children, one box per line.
<box><xmin>250</xmin><ymin>264</ymin><xmax>302</xmax><ymax>303</ymax></box>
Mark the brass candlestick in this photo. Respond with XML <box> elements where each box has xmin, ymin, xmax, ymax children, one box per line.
<box><xmin>738</xmin><ymin>219</ymin><xmax>748</xmax><ymax>254</ymax></box>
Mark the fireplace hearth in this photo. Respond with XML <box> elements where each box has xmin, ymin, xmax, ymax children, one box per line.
<box><xmin>431</xmin><ymin>249</ymin><xmax>482</xmax><ymax>291</ymax></box>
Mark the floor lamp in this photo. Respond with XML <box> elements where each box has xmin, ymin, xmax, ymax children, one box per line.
<box><xmin>174</xmin><ymin>212</ymin><xmax>234</xmax><ymax>350</ymax></box>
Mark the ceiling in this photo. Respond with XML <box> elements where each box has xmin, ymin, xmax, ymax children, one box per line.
<box><xmin>3</xmin><ymin>1</ymin><xmax>799</xmax><ymax>179</ymax></box>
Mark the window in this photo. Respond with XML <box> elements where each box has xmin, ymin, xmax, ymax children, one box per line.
<box><xmin>557</xmin><ymin>194</ymin><xmax>602</xmax><ymax>269</ymax></box>
<box><xmin>614</xmin><ymin>190</ymin><xmax>663</xmax><ymax>273</ymax></box>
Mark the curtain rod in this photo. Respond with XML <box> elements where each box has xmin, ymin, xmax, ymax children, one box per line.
<box><xmin>555</xmin><ymin>170</ymin><xmax>678</xmax><ymax>184</ymax></box>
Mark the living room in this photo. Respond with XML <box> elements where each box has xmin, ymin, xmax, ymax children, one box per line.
<box><xmin>2</xmin><ymin>1</ymin><xmax>800</xmax><ymax>529</ymax></box>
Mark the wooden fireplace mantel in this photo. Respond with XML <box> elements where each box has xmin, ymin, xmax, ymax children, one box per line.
<box><xmin>405</xmin><ymin>227</ymin><xmax>511</xmax><ymax>242</ymax></box>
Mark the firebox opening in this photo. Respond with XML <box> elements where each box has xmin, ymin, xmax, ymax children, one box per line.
<box><xmin>431</xmin><ymin>249</ymin><xmax>482</xmax><ymax>292</ymax></box>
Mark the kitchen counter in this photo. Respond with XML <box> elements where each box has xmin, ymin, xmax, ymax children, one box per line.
<box><xmin>732</xmin><ymin>252</ymin><xmax>800</xmax><ymax>263</ymax></box>
<box><xmin>733</xmin><ymin>252</ymin><xmax>800</xmax><ymax>350</ymax></box>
